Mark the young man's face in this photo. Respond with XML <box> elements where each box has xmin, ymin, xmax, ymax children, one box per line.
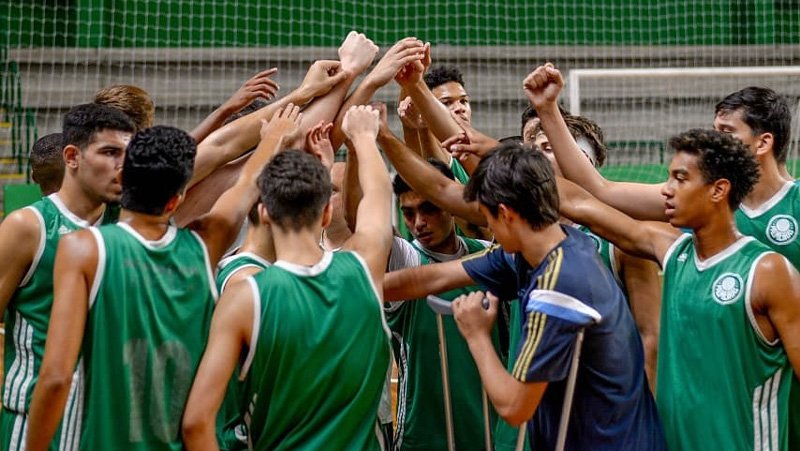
<box><xmin>431</xmin><ymin>81</ymin><xmax>471</xmax><ymax>124</ymax></box>
<box><xmin>399</xmin><ymin>191</ymin><xmax>455</xmax><ymax>251</ymax></box>
<box><xmin>75</xmin><ymin>129</ymin><xmax>131</xmax><ymax>204</ymax></box>
<box><xmin>660</xmin><ymin>152</ymin><xmax>714</xmax><ymax>228</ymax></box>
<box><xmin>713</xmin><ymin>109</ymin><xmax>760</xmax><ymax>155</ymax></box>
<box><xmin>478</xmin><ymin>203</ymin><xmax>518</xmax><ymax>253</ymax></box>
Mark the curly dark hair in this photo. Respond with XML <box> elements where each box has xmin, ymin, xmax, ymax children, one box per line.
<box><xmin>424</xmin><ymin>66</ymin><xmax>465</xmax><ymax>90</ymax></box>
<box><xmin>715</xmin><ymin>87</ymin><xmax>792</xmax><ymax>164</ymax></box>
<box><xmin>62</xmin><ymin>103</ymin><xmax>135</xmax><ymax>150</ymax></box>
<box><xmin>519</xmin><ymin>104</ymin><xmax>570</xmax><ymax>134</ymax></box>
<box><xmin>668</xmin><ymin>129</ymin><xmax>760</xmax><ymax>209</ymax></box>
<box><xmin>464</xmin><ymin>141</ymin><xmax>559</xmax><ymax>229</ymax></box>
<box><xmin>258</xmin><ymin>149</ymin><xmax>332</xmax><ymax>231</ymax></box>
<box><xmin>122</xmin><ymin>126</ymin><xmax>197</xmax><ymax>215</ymax></box>
<box><xmin>30</xmin><ymin>133</ymin><xmax>64</xmax><ymax>195</ymax></box>
<box><xmin>532</xmin><ymin>113</ymin><xmax>607</xmax><ymax>168</ymax></box>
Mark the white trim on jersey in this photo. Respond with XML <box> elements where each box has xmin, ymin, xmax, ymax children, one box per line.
<box><xmin>220</xmin><ymin>264</ymin><xmax>263</xmax><ymax>294</ymax></box>
<box><xmin>116</xmin><ymin>222</ymin><xmax>178</xmax><ymax>250</ymax></box>
<box><xmin>190</xmin><ymin>230</ymin><xmax>220</xmax><ymax>303</ymax></box>
<box><xmin>59</xmin><ymin>360</ymin><xmax>85</xmax><ymax>451</ymax></box>
<box><xmin>5</xmin><ymin>312</ymin><xmax>34</xmax><ymax>412</ymax></box>
<box><xmin>660</xmin><ymin>233</ymin><xmax>691</xmax><ymax>269</ymax></box>
<box><xmin>87</xmin><ymin>228</ymin><xmax>106</xmax><ymax>310</ymax></box>
<box><xmin>273</xmin><ymin>251</ymin><xmax>333</xmax><ymax>277</ymax></box>
<box><xmin>527</xmin><ymin>289</ymin><xmax>602</xmax><ymax>325</ymax></box>
<box><xmin>694</xmin><ymin>236</ymin><xmax>756</xmax><ymax>272</ymax></box>
<box><xmin>49</xmin><ymin>193</ymin><xmax>99</xmax><ymax>228</ymax></box>
<box><xmin>218</xmin><ymin>252</ymin><xmax>271</xmax><ymax>293</ymax></box>
<box><xmin>392</xmin><ymin>331</ymin><xmax>410</xmax><ymax>450</ymax></box>
<box><xmin>19</xmin><ymin>206</ymin><xmax>46</xmax><ymax>287</ymax></box>
<box><xmin>745</xmin><ymin>252</ymin><xmax>781</xmax><ymax>347</ymax></box>
<box><xmin>350</xmin><ymin>251</ymin><xmax>392</xmax><ymax>340</ymax></box>
<box><xmin>385</xmin><ymin>237</ymin><xmax>422</xmax><ymax>313</ymax></box>
<box><xmin>752</xmin><ymin>368</ymin><xmax>783</xmax><ymax>451</ymax></box>
<box><xmin>240</xmin><ymin>277</ymin><xmax>262</xmax><ymax>381</ymax></box>
<box><xmin>8</xmin><ymin>410</ymin><xmax>25</xmax><ymax>451</ymax></box>
<box><xmin>739</xmin><ymin>181</ymin><xmax>794</xmax><ymax>219</ymax></box>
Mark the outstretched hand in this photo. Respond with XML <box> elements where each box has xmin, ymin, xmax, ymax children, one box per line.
<box><xmin>338</xmin><ymin>31</ymin><xmax>380</xmax><ymax>75</ymax></box>
<box><xmin>222</xmin><ymin>68</ymin><xmax>279</xmax><ymax>113</ymax></box>
<box><xmin>300</xmin><ymin>60</ymin><xmax>348</xmax><ymax>101</ymax></box>
<box><xmin>397</xmin><ymin>95</ymin><xmax>426</xmax><ymax>130</ymax></box>
<box><xmin>523</xmin><ymin>62</ymin><xmax>564</xmax><ymax>109</ymax></box>
<box><xmin>366</xmin><ymin>38</ymin><xmax>425</xmax><ymax>89</ymax></box>
<box><xmin>342</xmin><ymin>105</ymin><xmax>381</xmax><ymax>142</ymax></box>
<box><xmin>260</xmin><ymin>103</ymin><xmax>302</xmax><ymax>143</ymax></box>
<box><xmin>305</xmin><ymin>120</ymin><xmax>335</xmax><ymax>170</ymax></box>
<box><xmin>394</xmin><ymin>42</ymin><xmax>429</xmax><ymax>87</ymax></box>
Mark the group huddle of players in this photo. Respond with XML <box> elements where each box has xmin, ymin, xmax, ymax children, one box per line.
<box><xmin>0</xmin><ymin>31</ymin><xmax>798</xmax><ymax>451</ymax></box>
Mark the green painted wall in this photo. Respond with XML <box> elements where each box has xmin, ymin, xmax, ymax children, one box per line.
<box><xmin>2</xmin><ymin>0</ymin><xmax>799</xmax><ymax>47</ymax></box>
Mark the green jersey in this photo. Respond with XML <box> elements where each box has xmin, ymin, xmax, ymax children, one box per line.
<box><xmin>576</xmin><ymin>224</ymin><xmax>622</xmax><ymax>287</ymax></box>
<box><xmin>78</xmin><ymin>223</ymin><xmax>217</xmax><ymax>450</ymax></box>
<box><xmin>214</xmin><ymin>251</ymin><xmax>271</xmax><ymax>451</ymax></box>
<box><xmin>658</xmin><ymin>234</ymin><xmax>792</xmax><ymax>451</ymax></box>
<box><xmin>242</xmin><ymin>251</ymin><xmax>390</xmax><ymax>450</ymax></box>
<box><xmin>387</xmin><ymin>236</ymin><xmax>494</xmax><ymax>451</ymax></box>
<box><xmin>736</xmin><ymin>181</ymin><xmax>800</xmax><ymax>450</ymax></box>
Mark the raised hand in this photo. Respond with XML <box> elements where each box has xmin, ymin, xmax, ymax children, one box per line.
<box><xmin>397</xmin><ymin>95</ymin><xmax>426</xmax><ymax>130</ymax></box>
<box><xmin>222</xmin><ymin>68</ymin><xmax>279</xmax><ymax>113</ymax></box>
<box><xmin>365</xmin><ymin>37</ymin><xmax>425</xmax><ymax>89</ymax></box>
<box><xmin>522</xmin><ymin>62</ymin><xmax>565</xmax><ymax>110</ymax></box>
<box><xmin>260</xmin><ymin>103</ymin><xmax>302</xmax><ymax>143</ymax></box>
<box><xmin>304</xmin><ymin>120</ymin><xmax>335</xmax><ymax>170</ymax></box>
<box><xmin>300</xmin><ymin>60</ymin><xmax>348</xmax><ymax>101</ymax></box>
<box><xmin>342</xmin><ymin>105</ymin><xmax>380</xmax><ymax>142</ymax></box>
<box><xmin>338</xmin><ymin>31</ymin><xmax>379</xmax><ymax>75</ymax></box>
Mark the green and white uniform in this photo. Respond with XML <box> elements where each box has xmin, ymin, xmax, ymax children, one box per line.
<box><xmin>736</xmin><ymin>180</ymin><xmax>800</xmax><ymax>450</ymax></box>
<box><xmin>242</xmin><ymin>251</ymin><xmax>390</xmax><ymax>450</ymax></box>
<box><xmin>576</xmin><ymin>224</ymin><xmax>622</xmax><ymax>286</ymax></box>
<box><xmin>214</xmin><ymin>251</ymin><xmax>271</xmax><ymax>451</ymax></box>
<box><xmin>0</xmin><ymin>193</ymin><xmax>111</xmax><ymax>451</ymax></box>
<box><xmin>658</xmin><ymin>234</ymin><xmax>792</xmax><ymax>451</ymax></box>
<box><xmin>76</xmin><ymin>223</ymin><xmax>217</xmax><ymax>450</ymax></box>
<box><xmin>387</xmin><ymin>236</ymin><xmax>495</xmax><ymax>450</ymax></box>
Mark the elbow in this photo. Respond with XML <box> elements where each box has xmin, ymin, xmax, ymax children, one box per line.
<box><xmin>497</xmin><ymin>402</ymin><xmax>533</xmax><ymax>427</ymax></box>
<box><xmin>181</xmin><ymin>411</ymin><xmax>213</xmax><ymax>449</ymax></box>
<box><xmin>37</xmin><ymin>367</ymin><xmax>74</xmax><ymax>397</ymax></box>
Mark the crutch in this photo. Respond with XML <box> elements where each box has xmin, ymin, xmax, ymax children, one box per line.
<box><xmin>426</xmin><ymin>295</ymin><xmax>493</xmax><ymax>451</ymax></box>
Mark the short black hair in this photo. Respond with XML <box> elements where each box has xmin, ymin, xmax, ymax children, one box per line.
<box><xmin>62</xmin><ymin>103</ymin><xmax>136</xmax><ymax>150</ymax></box>
<box><xmin>121</xmin><ymin>126</ymin><xmax>197</xmax><ymax>215</ymax></box>
<box><xmin>464</xmin><ymin>142</ymin><xmax>559</xmax><ymax>229</ymax></box>
<box><xmin>669</xmin><ymin>129</ymin><xmax>760</xmax><ymax>209</ymax></box>
<box><xmin>393</xmin><ymin>158</ymin><xmax>455</xmax><ymax>196</ymax></box>
<box><xmin>258</xmin><ymin>149</ymin><xmax>332</xmax><ymax>231</ymax></box>
<box><xmin>424</xmin><ymin>66</ymin><xmax>465</xmax><ymax>90</ymax></box>
<box><xmin>29</xmin><ymin>133</ymin><xmax>64</xmax><ymax>195</ymax></box>
<box><xmin>715</xmin><ymin>87</ymin><xmax>792</xmax><ymax>164</ymax></box>
<box><xmin>223</xmin><ymin>98</ymin><xmax>269</xmax><ymax>127</ymax></box>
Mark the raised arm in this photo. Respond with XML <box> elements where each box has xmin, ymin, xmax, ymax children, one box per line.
<box><xmin>376</xmin><ymin>106</ymin><xmax>485</xmax><ymax>225</ymax></box>
<box><xmin>190</xmin><ymin>68</ymin><xmax>279</xmax><ymax>144</ymax></box>
<box><xmin>339</xmin><ymin>105</ymin><xmax>393</xmax><ymax>287</ymax></box>
<box><xmin>394</xmin><ymin>44</ymin><xmax>463</xmax><ymax>142</ymax></box>
<box><xmin>190</xmin><ymin>104</ymin><xmax>301</xmax><ymax>265</ymax></box>
<box><xmin>557</xmin><ymin>176</ymin><xmax>679</xmax><ymax>263</ymax></box>
<box><xmin>183</xmin><ymin>280</ymin><xmax>254</xmax><ymax>451</ymax></box>
<box><xmin>27</xmin><ymin>230</ymin><xmax>95</xmax><ymax>451</ymax></box>
<box><xmin>190</xmin><ymin>61</ymin><xmax>346</xmax><ymax>189</ymax></box>
<box><xmin>523</xmin><ymin>63</ymin><xmax>667</xmax><ymax>221</ymax></box>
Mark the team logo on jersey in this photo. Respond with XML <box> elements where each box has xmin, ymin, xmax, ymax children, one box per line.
<box><xmin>766</xmin><ymin>215</ymin><xmax>798</xmax><ymax>245</ymax></box>
<box><xmin>57</xmin><ymin>225</ymin><xmax>72</xmax><ymax>235</ymax></box>
<box><xmin>711</xmin><ymin>273</ymin><xmax>743</xmax><ymax>305</ymax></box>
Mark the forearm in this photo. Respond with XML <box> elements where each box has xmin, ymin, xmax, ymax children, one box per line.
<box><xmin>379</xmin><ymin>130</ymin><xmax>485</xmax><ymax>225</ymax></box>
<box><xmin>384</xmin><ymin>260</ymin><xmax>473</xmax><ymax>302</ymax></box>
<box><xmin>329</xmin><ymin>77</ymin><xmax>379</xmax><ymax>150</ymax></box>
<box><xmin>351</xmin><ymin>135</ymin><xmax>392</xmax><ymax>230</ymax></box>
<box><xmin>402</xmin><ymin>126</ymin><xmax>424</xmax><ymax>157</ymax></box>
<box><xmin>418</xmin><ymin>128</ymin><xmax>449</xmax><ymax>163</ymax></box>
<box><xmin>190</xmin><ymin>103</ymin><xmax>240</xmax><ymax>144</ymax></box>
<box><xmin>342</xmin><ymin>147</ymin><xmax>361</xmax><ymax>233</ymax></box>
<box><xmin>182</xmin><ymin>416</ymin><xmax>220</xmax><ymax>451</ymax></box>
<box><xmin>27</xmin><ymin>372</ymin><xmax>73</xmax><ymax>450</ymax></box>
<box><xmin>466</xmin><ymin>333</ymin><xmax>536</xmax><ymax>426</ymax></box>
<box><xmin>405</xmin><ymin>80</ymin><xmax>462</xmax><ymax>141</ymax></box>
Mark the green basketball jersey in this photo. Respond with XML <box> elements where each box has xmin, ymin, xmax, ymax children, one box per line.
<box><xmin>242</xmin><ymin>251</ymin><xmax>390</xmax><ymax>450</ymax></box>
<box><xmin>214</xmin><ymin>251</ymin><xmax>271</xmax><ymax>451</ymax></box>
<box><xmin>735</xmin><ymin>181</ymin><xmax>800</xmax><ymax>450</ymax></box>
<box><xmin>77</xmin><ymin>223</ymin><xmax>217</xmax><ymax>450</ymax></box>
<box><xmin>658</xmin><ymin>234</ymin><xmax>792</xmax><ymax>451</ymax></box>
<box><xmin>388</xmin><ymin>237</ymin><xmax>494</xmax><ymax>451</ymax></box>
<box><xmin>449</xmin><ymin>157</ymin><xmax>470</xmax><ymax>185</ymax></box>
<box><xmin>2</xmin><ymin>194</ymin><xmax>111</xmax><ymax>415</ymax></box>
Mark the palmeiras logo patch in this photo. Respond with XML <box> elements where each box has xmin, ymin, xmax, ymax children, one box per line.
<box><xmin>766</xmin><ymin>214</ymin><xmax>798</xmax><ymax>245</ymax></box>
<box><xmin>712</xmin><ymin>273</ymin><xmax>743</xmax><ymax>305</ymax></box>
